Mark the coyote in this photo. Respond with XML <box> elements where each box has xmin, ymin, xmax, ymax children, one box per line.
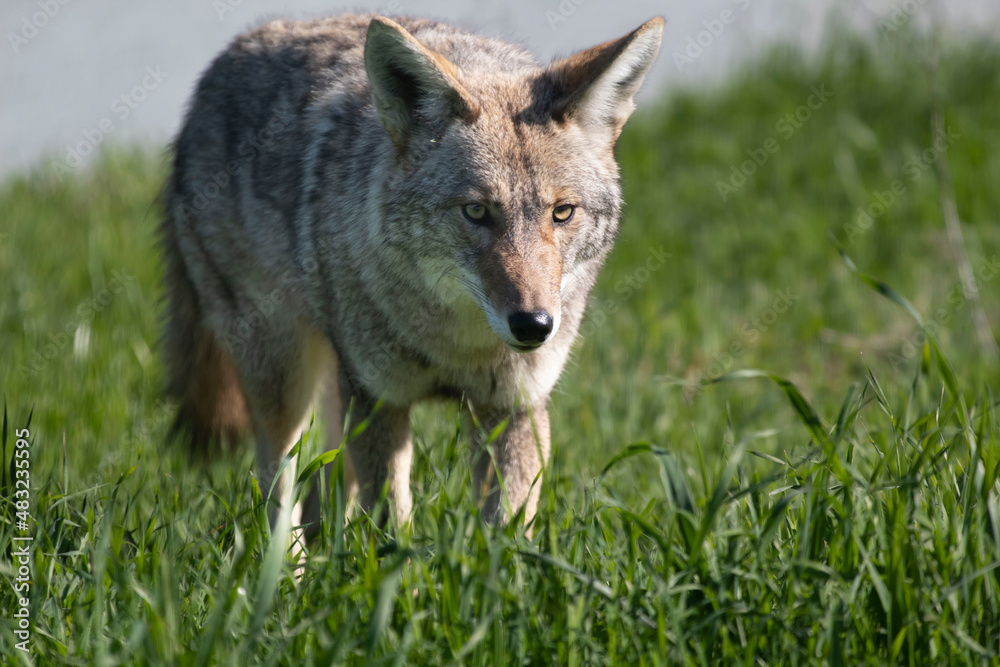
<box><xmin>161</xmin><ymin>13</ymin><xmax>663</xmax><ymax>532</ymax></box>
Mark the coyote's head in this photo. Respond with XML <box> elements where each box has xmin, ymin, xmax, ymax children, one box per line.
<box><xmin>365</xmin><ymin>16</ymin><xmax>663</xmax><ymax>352</ymax></box>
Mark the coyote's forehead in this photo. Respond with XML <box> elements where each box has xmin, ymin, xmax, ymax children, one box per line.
<box><xmin>440</xmin><ymin>97</ymin><xmax>620</xmax><ymax>214</ymax></box>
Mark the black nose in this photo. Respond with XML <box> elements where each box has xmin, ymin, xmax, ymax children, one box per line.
<box><xmin>508</xmin><ymin>311</ymin><xmax>554</xmax><ymax>345</ymax></box>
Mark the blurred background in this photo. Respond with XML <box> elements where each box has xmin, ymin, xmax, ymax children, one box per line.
<box><xmin>3</xmin><ymin>0</ymin><xmax>1000</xmax><ymax>177</ymax></box>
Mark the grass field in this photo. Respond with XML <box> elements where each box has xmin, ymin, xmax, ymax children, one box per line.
<box><xmin>2</xmin><ymin>26</ymin><xmax>1000</xmax><ymax>665</ymax></box>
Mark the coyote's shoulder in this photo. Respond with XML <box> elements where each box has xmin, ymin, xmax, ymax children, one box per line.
<box><xmin>162</xmin><ymin>13</ymin><xmax>663</xmax><ymax>529</ymax></box>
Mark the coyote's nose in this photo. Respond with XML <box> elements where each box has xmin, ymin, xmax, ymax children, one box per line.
<box><xmin>508</xmin><ymin>311</ymin><xmax>554</xmax><ymax>346</ymax></box>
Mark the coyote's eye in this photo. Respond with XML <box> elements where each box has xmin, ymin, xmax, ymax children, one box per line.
<box><xmin>462</xmin><ymin>203</ymin><xmax>489</xmax><ymax>225</ymax></box>
<box><xmin>552</xmin><ymin>204</ymin><xmax>576</xmax><ymax>225</ymax></box>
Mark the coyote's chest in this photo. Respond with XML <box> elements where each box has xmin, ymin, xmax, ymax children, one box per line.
<box><xmin>338</xmin><ymin>306</ymin><xmax>570</xmax><ymax>410</ymax></box>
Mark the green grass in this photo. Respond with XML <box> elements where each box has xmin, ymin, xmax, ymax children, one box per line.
<box><xmin>2</xmin><ymin>28</ymin><xmax>1000</xmax><ymax>665</ymax></box>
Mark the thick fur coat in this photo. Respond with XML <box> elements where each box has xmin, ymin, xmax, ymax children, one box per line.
<box><xmin>161</xmin><ymin>13</ymin><xmax>663</xmax><ymax>530</ymax></box>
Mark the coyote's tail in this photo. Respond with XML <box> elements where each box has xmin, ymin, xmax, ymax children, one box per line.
<box><xmin>160</xmin><ymin>198</ymin><xmax>249</xmax><ymax>451</ymax></box>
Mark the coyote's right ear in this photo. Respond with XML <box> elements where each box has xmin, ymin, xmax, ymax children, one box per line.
<box><xmin>364</xmin><ymin>17</ymin><xmax>479</xmax><ymax>149</ymax></box>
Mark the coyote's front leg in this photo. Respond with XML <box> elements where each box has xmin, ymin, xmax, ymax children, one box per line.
<box><xmin>470</xmin><ymin>402</ymin><xmax>551</xmax><ymax>527</ymax></box>
<box><xmin>338</xmin><ymin>371</ymin><xmax>413</xmax><ymax>527</ymax></box>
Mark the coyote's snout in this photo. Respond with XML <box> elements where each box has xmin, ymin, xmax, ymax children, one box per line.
<box><xmin>162</xmin><ymin>12</ymin><xmax>663</xmax><ymax>537</ymax></box>
<box><xmin>474</xmin><ymin>220</ymin><xmax>564</xmax><ymax>351</ymax></box>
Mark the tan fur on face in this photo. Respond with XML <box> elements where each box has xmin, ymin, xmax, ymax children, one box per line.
<box><xmin>437</xmin><ymin>104</ymin><xmax>581</xmax><ymax>345</ymax></box>
<box><xmin>476</xmin><ymin>222</ymin><xmax>563</xmax><ymax>319</ymax></box>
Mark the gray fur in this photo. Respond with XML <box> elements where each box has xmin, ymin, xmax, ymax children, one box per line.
<box><xmin>162</xmin><ymin>13</ymin><xmax>663</xmax><ymax>531</ymax></box>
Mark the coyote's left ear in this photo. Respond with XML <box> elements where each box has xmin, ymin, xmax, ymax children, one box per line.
<box><xmin>546</xmin><ymin>17</ymin><xmax>664</xmax><ymax>140</ymax></box>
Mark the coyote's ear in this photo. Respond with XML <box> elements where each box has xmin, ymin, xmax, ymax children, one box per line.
<box><xmin>365</xmin><ymin>17</ymin><xmax>479</xmax><ymax>149</ymax></box>
<box><xmin>546</xmin><ymin>17</ymin><xmax>664</xmax><ymax>141</ymax></box>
